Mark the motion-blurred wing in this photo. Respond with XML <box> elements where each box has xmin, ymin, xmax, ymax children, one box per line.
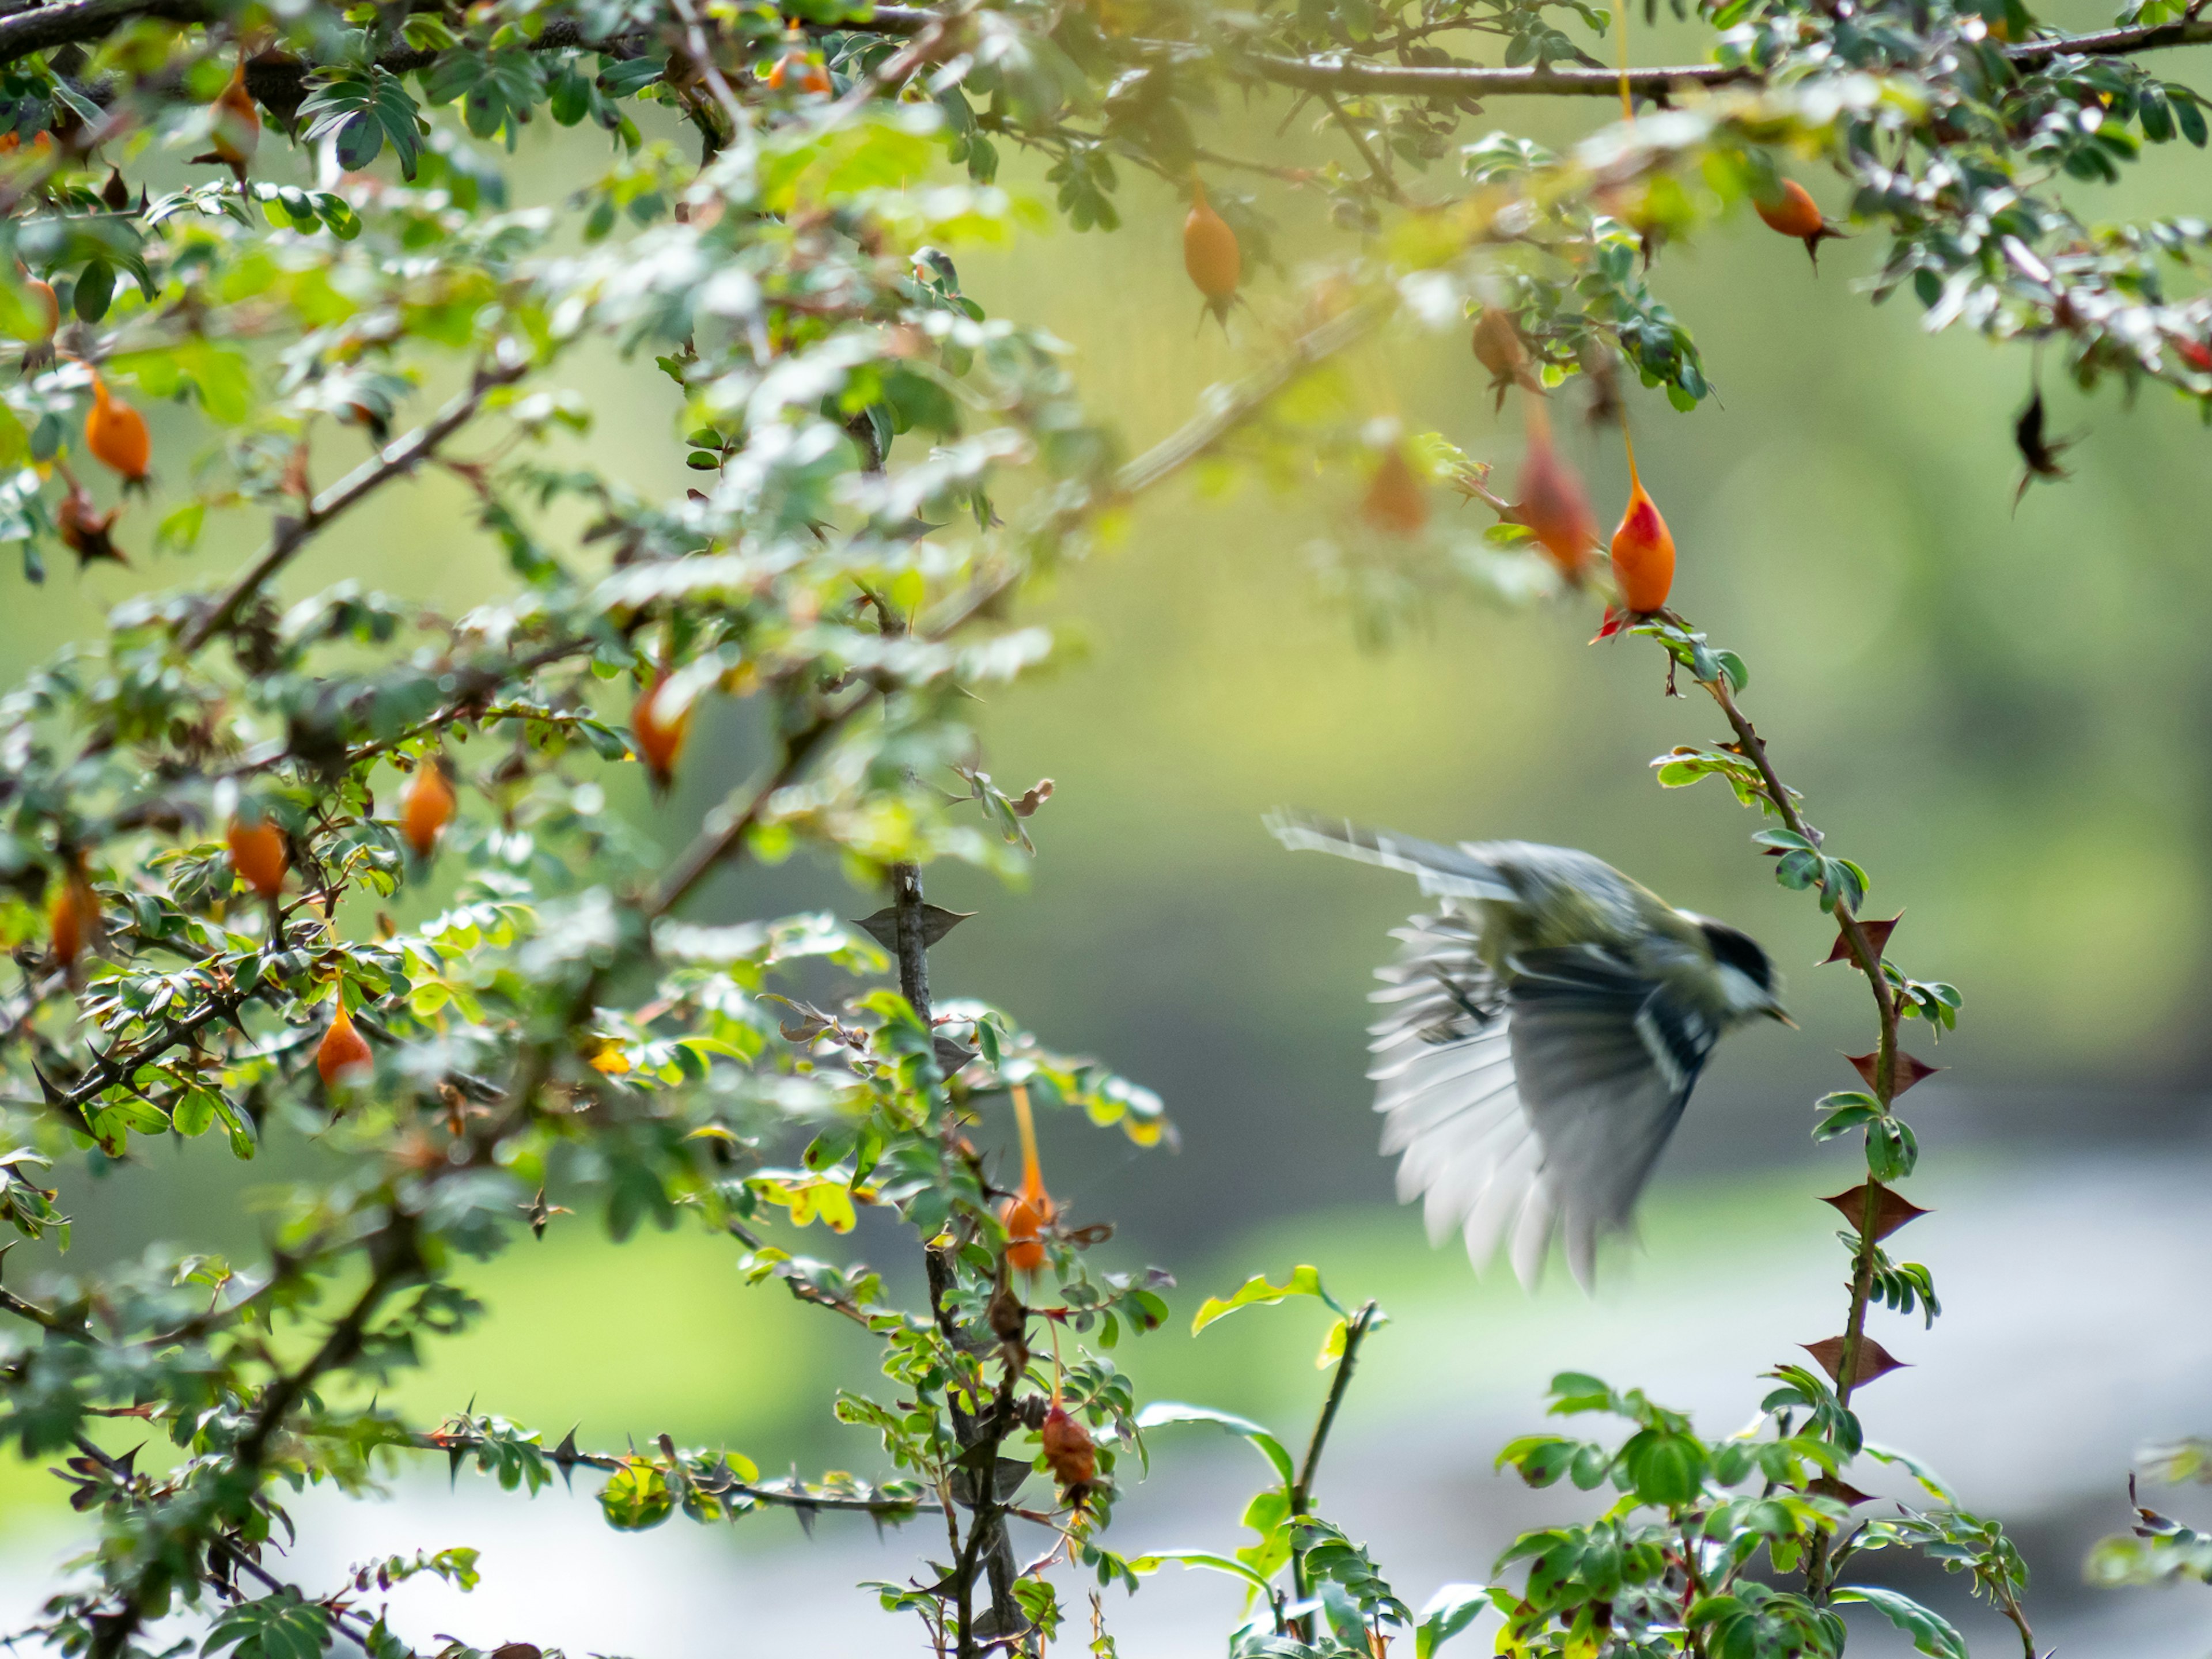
<box><xmin>1367</xmin><ymin>912</ymin><xmax>1558</xmax><ymax>1285</ymax></box>
<box><xmin>1268</xmin><ymin>811</ymin><xmax>1518</xmax><ymax>905</ymax></box>
<box><xmin>1505</xmin><ymin>946</ymin><xmax>1721</xmax><ymax>1286</ymax></box>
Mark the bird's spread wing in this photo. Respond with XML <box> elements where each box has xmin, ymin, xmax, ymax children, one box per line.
<box><xmin>1368</xmin><ymin>912</ymin><xmax>1554</xmax><ymax>1282</ymax></box>
<box><xmin>1505</xmin><ymin>946</ymin><xmax>1722</xmax><ymax>1286</ymax></box>
<box><xmin>1267</xmin><ymin>811</ymin><xmax>1518</xmax><ymax>904</ymax></box>
<box><xmin>1369</xmin><ymin>926</ymin><xmax>1722</xmax><ymax>1290</ymax></box>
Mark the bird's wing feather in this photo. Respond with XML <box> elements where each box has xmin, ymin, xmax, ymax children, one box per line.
<box><xmin>1365</xmin><ymin>913</ymin><xmax>1557</xmax><ymax>1277</ymax></box>
<box><xmin>1268</xmin><ymin>810</ymin><xmax>1518</xmax><ymax>904</ymax></box>
<box><xmin>1505</xmin><ymin>946</ymin><xmax>1722</xmax><ymax>1286</ymax></box>
<box><xmin>1466</xmin><ymin>841</ymin><xmax>1646</xmax><ymax>934</ymax></box>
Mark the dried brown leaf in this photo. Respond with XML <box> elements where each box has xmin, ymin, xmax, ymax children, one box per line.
<box><xmin>1809</xmin><ymin>1474</ymin><xmax>1874</xmax><ymax>1506</ymax></box>
<box><xmin>1820</xmin><ymin>911</ymin><xmax>1903</xmax><ymax>967</ymax></box>
<box><xmin>1802</xmin><ymin>1335</ymin><xmax>1908</xmax><ymax>1389</ymax></box>
<box><xmin>1845</xmin><ymin>1050</ymin><xmax>1941</xmax><ymax>1096</ymax></box>
<box><xmin>1820</xmin><ymin>1182</ymin><xmax>1930</xmax><ymax>1242</ymax></box>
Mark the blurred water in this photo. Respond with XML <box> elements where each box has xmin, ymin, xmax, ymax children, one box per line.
<box><xmin>7</xmin><ymin>1143</ymin><xmax>2210</xmax><ymax>1657</ymax></box>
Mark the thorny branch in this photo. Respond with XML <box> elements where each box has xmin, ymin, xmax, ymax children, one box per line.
<box><xmin>893</xmin><ymin>854</ymin><xmax>1024</xmax><ymax>1656</ymax></box>
<box><xmin>1634</xmin><ymin>624</ymin><xmax>2028</xmax><ymax>1646</ymax></box>
<box><xmin>1682</xmin><ymin>666</ymin><xmax>1897</xmax><ymax>1421</ymax></box>
<box><xmin>403</xmin><ymin>1424</ymin><xmax>942</xmax><ymax>1517</ymax></box>
<box><xmin>67</xmin><ymin>1436</ymin><xmax>386</xmax><ymax>1655</ymax></box>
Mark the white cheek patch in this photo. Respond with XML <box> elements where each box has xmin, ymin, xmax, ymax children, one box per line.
<box><xmin>1715</xmin><ymin>964</ymin><xmax>1771</xmax><ymax>1018</ymax></box>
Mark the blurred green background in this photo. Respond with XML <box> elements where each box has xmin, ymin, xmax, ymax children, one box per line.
<box><xmin>6</xmin><ymin>55</ymin><xmax>2212</xmax><ymax>1647</ymax></box>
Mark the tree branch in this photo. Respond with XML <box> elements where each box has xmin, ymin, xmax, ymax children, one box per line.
<box><xmin>1112</xmin><ymin>298</ymin><xmax>1389</xmax><ymax>502</ymax></box>
<box><xmin>70</xmin><ymin>1434</ymin><xmax>384</xmax><ymax>1655</ymax></box>
<box><xmin>0</xmin><ymin>0</ymin><xmax>2199</xmax><ymax>109</ymax></box>
<box><xmin>0</xmin><ymin>1282</ymin><xmax>89</xmax><ymax>1338</ymax></box>
<box><xmin>181</xmin><ymin>354</ymin><xmax>529</xmax><ymax>653</ymax></box>
<box><xmin>234</xmin><ymin>1236</ymin><xmax>413</xmax><ymax>1465</ymax></box>
<box><xmin>403</xmin><ymin>1424</ymin><xmax>941</xmax><ymax>1517</ymax></box>
<box><xmin>836</xmin><ymin>3</ymin><xmax>2212</xmax><ymax>96</ymax></box>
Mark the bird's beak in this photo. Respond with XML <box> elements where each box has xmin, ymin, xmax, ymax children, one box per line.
<box><xmin>1766</xmin><ymin>1006</ymin><xmax>1798</xmax><ymax>1028</ymax></box>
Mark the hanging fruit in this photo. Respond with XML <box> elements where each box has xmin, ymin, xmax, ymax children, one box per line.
<box><xmin>1609</xmin><ymin>440</ymin><xmax>1675</xmax><ymax>615</ymax></box>
<box><xmin>631</xmin><ymin>670</ymin><xmax>692</xmax><ymax>791</ymax></box>
<box><xmin>399</xmin><ymin>757</ymin><xmax>457</xmax><ymax>858</ymax></box>
<box><xmin>48</xmin><ymin>868</ymin><xmax>93</xmax><ymax>969</ymax></box>
<box><xmin>1472</xmin><ymin>307</ymin><xmax>1538</xmax><ymax>410</ymax></box>
<box><xmin>1040</xmin><ymin>1402</ymin><xmax>1097</xmax><ymax>1489</ymax></box>
<box><xmin>765</xmin><ymin>29</ymin><xmax>834</xmax><ymax>94</ymax></box>
<box><xmin>226</xmin><ymin>813</ymin><xmax>287</xmax><ymax>901</ymax></box>
<box><xmin>316</xmin><ymin>999</ymin><xmax>373</xmax><ymax>1090</ymax></box>
<box><xmin>1754</xmin><ymin>179</ymin><xmax>1846</xmax><ymax>268</ymax></box>
<box><xmin>193</xmin><ymin>60</ymin><xmax>260</xmax><ymax>185</ymax></box>
<box><xmin>999</xmin><ymin>1084</ymin><xmax>1055</xmax><ymax>1274</ymax></box>
<box><xmin>1360</xmin><ymin>445</ymin><xmax>1429</xmax><ymax>536</ymax></box>
<box><xmin>1514</xmin><ymin>404</ymin><xmax>1598</xmax><ymax>585</ymax></box>
<box><xmin>84</xmin><ymin>376</ymin><xmax>151</xmax><ymax>488</ymax></box>
<box><xmin>1183</xmin><ymin>177</ymin><xmax>1242</xmax><ymax>331</ymax></box>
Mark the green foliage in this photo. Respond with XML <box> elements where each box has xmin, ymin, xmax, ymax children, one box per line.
<box><xmin>204</xmin><ymin>1593</ymin><xmax>333</xmax><ymax>1659</ymax></box>
<box><xmin>0</xmin><ymin>0</ymin><xmax>2169</xmax><ymax>1646</ymax></box>
<box><xmin>1191</xmin><ymin>1264</ymin><xmax>1343</xmax><ymax>1334</ymax></box>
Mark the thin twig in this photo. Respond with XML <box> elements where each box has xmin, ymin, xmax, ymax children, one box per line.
<box><xmin>0</xmin><ymin>1283</ymin><xmax>88</xmax><ymax>1338</ymax></box>
<box><xmin>1283</xmin><ymin>1300</ymin><xmax>1377</xmax><ymax>1639</ymax></box>
<box><xmin>401</xmin><ymin>1425</ymin><xmax>940</xmax><ymax>1516</ymax></box>
<box><xmin>1317</xmin><ymin>90</ymin><xmax>1405</xmax><ymax>203</ymax></box>
<box><xmin>181</xmin><ymin>355</ymin><xmax>528</xmax><ymax>653</ymax></box>
<box><xmin>1290</xmin><ymin>1301</ymin><xmax>1377</xmax><ymax>1516</ymax></box>
<box><xmin>1111</xmin><ymin>298</ymin><xmax>1392</xmax><ymax>502</ymax></box>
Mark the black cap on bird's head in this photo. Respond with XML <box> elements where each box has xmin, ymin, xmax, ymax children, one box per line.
<box><xmin>1692</xmin><ymin>916</ymin><xmax>1793</xmax><ymax>1023</ymax></box>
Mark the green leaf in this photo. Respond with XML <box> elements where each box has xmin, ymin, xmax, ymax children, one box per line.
<box><xmin>597</xmin><ymin>1457</ymin><xmax>675</xmax><ymax>1530</ymax></box>
<box><xmin>1133</xmin><ymin>1401</ymin><xmax>1294</xmax><ymax>1487</ymax></box>
<box><xmin>1191</xmin><ymin>1265</ymin><xmax>1344</xmax><ymax>1334</ymax></box>
<box><xmin>1862</xmin><ymin>1442</ymin><xmax>1958</xmax><ymax>1504</ymax></box>
<box><xmin>1866</xmin><ymin>1116</ymin><xmax>1918</xmax><ymax>1181</ymax></box>
<box><xmin>1494</xmin><ymin>1433</ymin><xmax>1586</xmax><ymax>1486</ymax></box>
<box><xmin>1832</xmin><ymin>1586</ymin><xmax>1967</xmax><ymax>1659</ymax></box>
<box><xmin>1114</xmin><ymin>1547</ymin><xmax>1275</xmax><ymax>1592</ymax></box>
<box><xmin>1620</xmin><ymin>1428</ymin><xmax>1707</xmax><ymax>1508</ymax></box>
<box><xmin>171</xmin><ymin>1088</ymin><xmax>219</xmax><ymax>1137</ymax></box>
<box><xmin>73</xmin><ymin>260</ymin><xmax>113</xmax><ymax>323</ymax></box>
<box><xmin>1415</xmin><ymin>1584</ymin><xmax>1490</xmax><ymax>1659</ymax></box>
<box><xmin>204</xmin><ymin>1590</ymin><xmax>331</xmax><ymax>1659</ymax></box>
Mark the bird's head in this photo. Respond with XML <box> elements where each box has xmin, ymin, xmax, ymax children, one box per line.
<box><xmin>1692</xmin><ymin>916</ymin><xmax>1794</xmax><ymax>1027</ymax></box>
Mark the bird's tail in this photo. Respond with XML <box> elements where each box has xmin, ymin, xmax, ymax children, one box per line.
<box><xmin>1265</xmin><ymin>810</ymin><xmax>1516</xmax><ymax>903</ymax></box>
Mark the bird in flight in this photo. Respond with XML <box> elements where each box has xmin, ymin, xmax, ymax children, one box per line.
<box><xmin>1270</xmin><ymin>812</ymin><xmax>1791</xmax><ymax>1288</ymax></box>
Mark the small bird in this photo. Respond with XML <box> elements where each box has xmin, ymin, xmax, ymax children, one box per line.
<box><xmin>1270</xmin><ymin>812</ymin><xmax>1790</xmax><ymax>1288</ymax></box>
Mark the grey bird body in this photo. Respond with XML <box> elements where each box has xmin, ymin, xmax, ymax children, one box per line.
<box><xmin>1270</xmin><ymin>812</ymin><xmax>1789</xmax><ymax>1288</ymax></box>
